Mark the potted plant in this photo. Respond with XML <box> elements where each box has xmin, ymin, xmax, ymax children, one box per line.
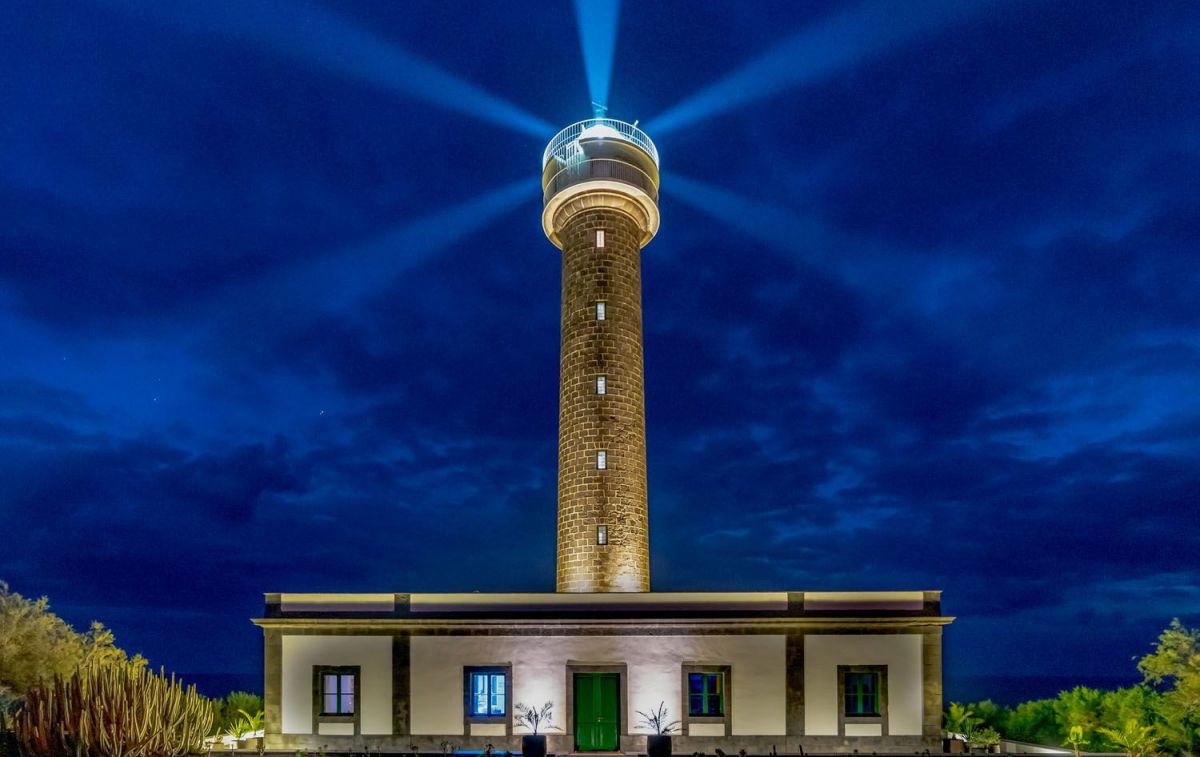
<box><xmin>966</xmin><ymin>726</ymin><xmax>1000</xmax><ymax>754</ymax></box>
<box><xmin>636</xmin><ymin>702</ymin><xmax>678</xmax><ymax>757</ymax></box>
<box><xmin>515</xmin><ymin>702</ymin><xmax>558</xmax><ymax>757</ymax></box>
<box><xmin>222</xmin><ymin>721</ymin><xmax>243</xmax><ymax>750</ymax></box>
<box><xmin>944</xmin><ymin>703</ymin><xmax>979</xmax><ymax>754</ymax></box>
<box><xmin>237</xmin><ymin>709</ymin><xmax>265</xmax><ymax>751</ymax></box>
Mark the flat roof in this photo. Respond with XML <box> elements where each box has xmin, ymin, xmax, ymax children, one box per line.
<box><xmin>256</xmin><ymin>590</ymin><xmax>948</xmax><ymax>624</ymax></box>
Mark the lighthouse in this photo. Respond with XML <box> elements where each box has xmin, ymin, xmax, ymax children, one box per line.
<box><xmin>258</xmin><ymin>117</ymin><xmax>950</xmax><ymax>757</ymax></box>
<box><xmin>541</xmin><ymin>119</ymin><xmax>660</xmax><ymax>592</ymax></box>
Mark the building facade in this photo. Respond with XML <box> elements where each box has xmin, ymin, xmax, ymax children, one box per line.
<box><xmin>255</xmin><ymin>119</ymin><xmax>951</xmax><ymax>753</ymax></box>
<box><xmin>256</xmin><ymin>592</ymin><xmax>948</xmax><ymax>752</ymax></box>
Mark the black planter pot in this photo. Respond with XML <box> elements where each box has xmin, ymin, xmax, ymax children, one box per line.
<box><xmin>522</xmin><ymin>734</ymin><xmax>548</xmax><ymax>757</ymax></box>
<box><xmin>647</xmin><ymin>734</ymin><xmax>672</xmax><ymax>757</ymax></box>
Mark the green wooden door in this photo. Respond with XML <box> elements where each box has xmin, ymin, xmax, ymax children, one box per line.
<box><xmin>574</xmin><ymin>673</ymin><xmax>619</xmax><ymax>751</ymax></box>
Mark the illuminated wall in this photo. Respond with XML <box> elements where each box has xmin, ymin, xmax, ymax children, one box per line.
<box><xmin>409</xmin><ymin>635</ymin><xmax>786</xmax><ymax>736</ymax></box>
<box><xmin>280</xmin><ymin>635</ymin><xmax>394</xmax><ymax>735</ymax></box>
<box><xmin>803</xmin><ymin>634</ymin><xmax>923</xmax><ymax>736</ymax></box>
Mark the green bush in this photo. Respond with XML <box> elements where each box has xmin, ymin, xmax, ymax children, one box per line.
<box><xmin>0</xmin><ymin>582</ymin><xmax>144</xmax><ymax>705</ymax></box>
<box><xmin>210</xmin><ymin>691</ymin><xmax>264</xmax><ymax>736</ymax></box>
<box><xmin>1004</xmin><ymin>697</ymin><xmax>1060</xmax><ymax>746</ymax></box>
<box><xmin>951</xmin><ymin>619</ymin><xmax>1199</xmax><ymax>756</ymax></box>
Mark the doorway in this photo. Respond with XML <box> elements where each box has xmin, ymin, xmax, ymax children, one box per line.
<box><xmin>573</xmin><ymin>672</ymin><xmax>620</xmax><ymax>751</ymax></box>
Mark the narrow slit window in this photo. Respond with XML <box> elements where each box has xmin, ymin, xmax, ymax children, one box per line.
<box><xmin>596</xmin><ymin>229</ymin><xmax>605</xmax><ymax>247</ymax></box>
<box><xmin>597</xmin><ymin>450</ymin><xmax>607</xmax><ymax>470</ymax></box>
<box><xmin>597</xmin><ymin>525</ymin><xmax>608</xmax><ymax>545</ymax></box>
<box><xmin>596</xmin><ymin>301</ymin><xmax>606</xmax><ymax>321</ymax></box>
<box><xmin>596</xmin><ymin>375</ymin><xmax>606</xmax><ymax>395</ymax></box>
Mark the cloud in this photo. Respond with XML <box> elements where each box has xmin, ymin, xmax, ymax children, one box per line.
<box><xmin>2</xmin><ymin>0</ymin><xmax>1198</xmax><ymax>685</ymax></box>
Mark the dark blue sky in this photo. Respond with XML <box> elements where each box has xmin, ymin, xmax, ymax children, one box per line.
<box><xmin>2</xmin><ymin>0</ymin><xmax>1198</xmax><ymax>700</ymax></box>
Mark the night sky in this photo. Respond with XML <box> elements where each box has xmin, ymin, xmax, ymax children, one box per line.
<box><xmin>2</xmin><ymin>0</ymin><xmax>1198</xmax><ymax>701</ymax></box>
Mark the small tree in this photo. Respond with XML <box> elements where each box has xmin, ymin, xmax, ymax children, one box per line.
<box><xmin>1063</xmin><ymin>724</ymin><xmax>1088</xmax><ymax>757</ymax></box>
<box><xmin>1055</xmin><ymin>687</ymin><xmax>1105</xmax><ymax>737</ymax></box>
<box><xmin>0</xmin><ymin>582</ymin><xmax>144</xmax><ymax>705</ymax></box>
<box><xmin>1098</xmin><ymin>719</ymin><xmax>1159</xmax><ymax>757</ymax></box>
<box><xmin>1138</xmin><ymin>619</ymin><xmax>1200</xmax><ymax>757</ymax></box>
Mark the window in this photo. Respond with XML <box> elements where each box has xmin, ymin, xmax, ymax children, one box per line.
<box><xmin>596</xmin><ymin>229</ymin><xmax>605</xmax><ymax>247</ymax></box>
<box><xmin>688</xmin><ymin>672</ymin><xmax>724</xmax><ymax>717</ymax></box>
<box><xmin>320</xmin><ymin>670</ymin><xmax>356</xmax><ymax>715</ymax></box>
<box><xmin>463</xmin><ymin>666</ymin><xmax>510</xmax><ymax>727</ymax></box>
<box><xmin>597</xmin><ymin>525</ymin><xmax>608</xmax><ymax>545</ymax></box>
<box><xmin>596</xmin><ymin>375</ymin><xmax>606</xmax><ymax>395</ymax></box>
<box><xmin>682</xmin><ymin>665</ymin><xmax>731</xmax><ymax>734</ymax></box>
<box><xmin>596</xmin><ymin>301</ymin><xmax>606</xmax><ymax>321</ymax></box>
<box><xmin>844</xmin><ymin>670</ymin><xmax>881</xmax><ymax>717</ymax></box>
<box><xmin>597</xmin><ymin>450</ymin><xmax>607</xmax><ymax>470</ymax></box>
<box><xmin>469</xmin><ymin>671</ymin><xmax>506</xmax><ymax>717</ymax></box>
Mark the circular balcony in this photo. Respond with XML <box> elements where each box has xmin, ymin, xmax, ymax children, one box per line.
<box><xmin>541</xmin><ymin>119</ymin><xmax>662</xmax><ymax>248</ymax></box>
<box><xmin>542</xmin><ymin>118</ymin><xmax>659</xmax><ymax>170</ymax></box>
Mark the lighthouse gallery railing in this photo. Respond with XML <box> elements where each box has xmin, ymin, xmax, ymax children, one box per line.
<box><xmin>542</xmin><ymin>118</ymin><xmax>660</xmax><ymax>169</ymax></box>
<box><xmin>542</xmin><ymin>159</ymin><xmax>659</xmax><ymax>206</ymax></box>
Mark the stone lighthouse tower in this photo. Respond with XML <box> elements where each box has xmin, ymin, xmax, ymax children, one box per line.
<box><xmin>541</xmin><ymin>119</ymin><xmax>660</xmax><ymax>592</ymax></box>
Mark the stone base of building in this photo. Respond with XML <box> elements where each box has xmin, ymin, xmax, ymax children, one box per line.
<box><xmin>265</xmin><ymin>733</ymin><xmax>939</xmax><ymax>754</ymax></box>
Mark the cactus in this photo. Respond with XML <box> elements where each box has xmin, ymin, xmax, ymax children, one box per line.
<box><xmin>14</xmin><ymin>663</ymin><xmax>213</xmax><ymax>757</ymax></box>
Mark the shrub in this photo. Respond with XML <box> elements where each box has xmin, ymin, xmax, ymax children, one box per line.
<box><xmin>211</xmin><ymin>691</ymin><xmax>264</xmax><ymax>735</ymax></box>
<box><xmin>15</xmin><ymin>663</ymin><xmax>212</xmax><ymax>757</ymax></box>
<box><xmin>0</xmin><ymin>582</ymin><xmax>143</xmax><ymax>705</ymax></box>
<box><xmin>968</xmin><ymin>726</ymin><xmax>1001</xmax><ymax>751</ymax></box>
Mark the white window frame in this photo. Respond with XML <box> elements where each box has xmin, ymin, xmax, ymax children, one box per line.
<box><xmin>597</xmin><ymin>450</ymin><xmax>607</xmax><ymax>470</ymax></box>
<box><xmin>596</xmin><ymin>375</ymin><xmax>606</xmax><ymax>395</ymax></box>
<box><xmin>596</xmin><ymin>229</ymin><xmax>605</xmax><ymax>247</ymax></box>
<box><xmin>596</xmin><ymin>301</ymin><xmax>606</xmax><ymax>321</ymax></box>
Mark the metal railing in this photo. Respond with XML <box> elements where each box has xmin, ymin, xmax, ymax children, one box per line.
<box><xmin>542</xmin><ymin>118</ymin><xmax>660</xmax><ymax>169</ymax></box>
<box><xmin>543</xmin><ymin>158</ymin><xmax>659</xmax><ymax>206</ymax></box>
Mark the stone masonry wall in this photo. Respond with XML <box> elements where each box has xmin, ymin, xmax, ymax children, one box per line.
<box><xmin>556</xmin><ymin>208</ymin><xmax>650</xmax><ymax>592</ymax></box>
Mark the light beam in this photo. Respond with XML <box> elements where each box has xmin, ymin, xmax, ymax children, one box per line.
<box><xmin>111</xmin><ymin>0</ymin><xmax>553</xmax><ymax>138</ymax></box>
<box><xmin>666</xmin><ymin>173</ymin><xmax>964</xmax><ymax>310</ymax></box>
<box><xmin>282</xmin><ymin>179</ymin><xmax>536</xmax><ymax>310</ymax></box>
<box><xmin>213</xmin><ymin>179</ymin><xmax>536</xmax><ymax>320</ymax></box>
<box><xmin>666</xmin><ymin>172</ymin><xmax>844</xmax><ymax>264</ymax></box>
<box><xmin>573</xmin><ymin>0</ymin><xmax>622</xmax><ymax>115</ymax></box>
<box><xmin>646</xmin><ymin>0</ymin><xmax>1003</xmax><ymax>135</ymax></box>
